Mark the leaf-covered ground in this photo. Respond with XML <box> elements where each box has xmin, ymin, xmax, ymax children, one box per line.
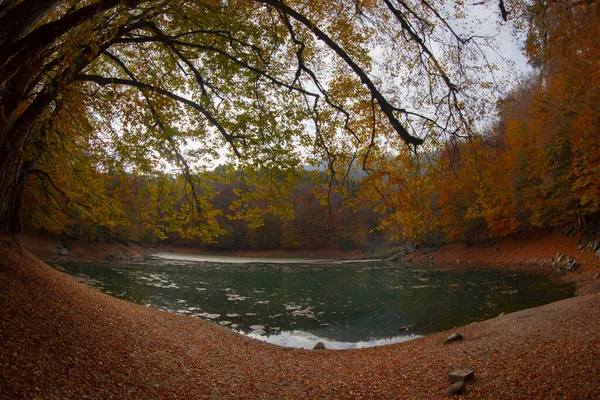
<box><xmin>1</xmin><ymin>235</ymin><xmax>599</xmax><ymax>399</ymax></box>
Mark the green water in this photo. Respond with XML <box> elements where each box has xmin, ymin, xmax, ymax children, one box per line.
<box><xmin>61</xmin><ymin>256</ymin><xmax>574</xmax><ymax>349</ymax></box>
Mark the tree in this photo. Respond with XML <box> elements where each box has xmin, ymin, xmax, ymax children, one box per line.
<box><xmin>432</xmin><ymin>0</ymin><xmax>600</xmax><ymax>239</ymax></box>
<box><xmin>1</xmin><ymin>0</ymin><xmax>510</xmax><ymax>237</ymax></box>
<box><xmin>510</xmin><ymin>1</ymin><xmax>600</xmax><ymax>228</ymax></box>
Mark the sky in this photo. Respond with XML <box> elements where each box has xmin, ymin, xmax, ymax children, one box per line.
<box><xmin>462</xmin><ymin>1</ymin><xmax>531</xmax><ymax>75</ymax></box>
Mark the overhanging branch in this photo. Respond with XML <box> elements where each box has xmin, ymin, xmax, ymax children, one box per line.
<box><xmin>75</xmin><ymin>73</ymin><xmax>242</xmax><ymax>158</ymax></box>
<box><xmin>258</xmin><ymin>0</ymin><xmax>424</xmax><ymax>148</ymax></box>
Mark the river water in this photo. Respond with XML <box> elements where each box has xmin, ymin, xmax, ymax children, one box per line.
<box><xmin>60</xmin><ymin>253</ymin><xmax>574</xmax><ymax>349</ymax></box>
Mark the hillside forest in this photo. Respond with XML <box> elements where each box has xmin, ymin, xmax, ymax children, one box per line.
<box><xmin>2</xmin><ymin>1</ymin><xmax>599</xmax><ymax>251</ymax></box>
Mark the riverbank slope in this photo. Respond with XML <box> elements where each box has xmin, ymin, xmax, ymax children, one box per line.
<box><xmin>1</xmin><ymin>234</ymin><xmax>599</xmax><ymax>398</ymax></box>
<box><xmin>405</xmin><ymin>229</ymin><xmax>600</xmax><ymax>296</ymax></box>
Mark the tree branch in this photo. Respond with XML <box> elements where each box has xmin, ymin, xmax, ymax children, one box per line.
<box><xmin>0</xmin><ymin>0</ymin><xmax>145</xmax><ymax>70</ymax></box>
<box><xmin>75</xmin><ymin>73</ymin><xmax>242</xmax><ymax>158</ymax></box>
<box><xmin>258</xmin><ymin>0</ymin><xmax>423</xmax><ymax>148</ymax></box>
<box><xmin>108</xmin><ymin>34</ymin><xmax>317</xmax><ymax>98</ymax></box>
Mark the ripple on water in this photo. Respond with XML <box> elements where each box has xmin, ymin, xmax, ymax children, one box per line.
<box><xmin>198</xmin><ymin>312</ymin><xmax>220</xmax><ymax>319</ymax></box>
<box><xmin>226</xmin><ymin>294</ymin><xmax>248</xmax><ymax>301</ymax></box>
<box><xmin>291</xmin><ymin>307</ymin><xmax>316</xmax><ymax>319</ymax></box>
<box><xmin>249</xmin><ymin>325</ymin><xmax>266</xmax><ymax>335</ymax></box>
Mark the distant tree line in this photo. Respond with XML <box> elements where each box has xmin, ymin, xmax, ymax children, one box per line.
<box><xmin>22</xmin><ymin>168</ymin><xmax>389</xmax><ymax>251</ymax></box>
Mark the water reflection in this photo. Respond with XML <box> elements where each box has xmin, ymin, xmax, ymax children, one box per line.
<box><xmin>61</xmin><ymin>256</ymin><xmax>574</xmax><ymax>349</ymax></box>
<box><xmin>245</xmin><ymin>330</ymin><xmax>421</xmax><ymax>350</ymax></box>
<box><xmin>154</xmin><ymin>252</ymin><xmax>331</xmax><ymax>264</ymax></box>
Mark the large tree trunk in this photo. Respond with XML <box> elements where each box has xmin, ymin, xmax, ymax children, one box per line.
<box><xmin>0</xmin><ymin>0</ymin><xmax>141</xmax><ymax>69</ymax></box>
<box><xmin>0</xmin><ymin>0</ymin><xmax>62</xmax><ymax>50</ymax></box>
<box><xmin>2</xmin><ymin>160</ymin><xmax>34</xmax><ymax>233</ymax></box>
<box><xmin>0</xmin><ymin>0</ymin><xmax>146</xmax><ymax>234</ymax></box>
<box><xmin>0</xmin><ymin>55</ymin><xmax>44</xmax><ymax>150</ymax></box>
<box><xmin>0</xmin><ymin>84</ymin><xmax>58</xmax><ymax>234</ymax></box>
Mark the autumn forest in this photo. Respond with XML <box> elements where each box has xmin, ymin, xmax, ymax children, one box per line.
<box><xmin>1</xmin><ymin>0</ymin><xmax>599</xmax><ymax>251</ymax></box>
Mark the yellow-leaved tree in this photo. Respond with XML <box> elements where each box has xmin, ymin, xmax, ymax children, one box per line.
<box><xmin>0</xmin><ymin>0</ymin><xmax>517</xmax><ymax>244</ymax></box>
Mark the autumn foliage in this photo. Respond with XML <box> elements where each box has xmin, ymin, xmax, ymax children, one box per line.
<box><xmin>365</xmin><ymin>1</ymin><xmax>600</xmax><ymax>244</ymax></box>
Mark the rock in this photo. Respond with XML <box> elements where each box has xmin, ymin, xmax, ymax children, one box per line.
<box><xmin>313</xmin><ymin>342</ymin><xmax>326</xmax><ymax>350</ymax></box>
<box><xmin>444</xmin><ymin>381</ymin><xmax>465</xmax><ymax>396</ymax></box>
<box><xmin>387</xmin><ymin>253</ymin><xmax>403</xmax><ymax>262</ymax></box>
<box><xmin>53</xmin><ymin>264</ymin><xmax>66</xmax><ymax>272</ymax></box>
<box><xmin>57</xmin><ymin>247</ymin><xmax>68</xmax><ymax>256</ymax></box>
<box><xmin>567</xmin><ymin>261</ymin><xmax>579</xmax><ymax>271</ymax></box>
<box><xmin>398</xmin><ymin>324</ymin><xmax>415</xmax><ymax>332</ymax></box>
<box><xmin>593</xmin><ymin>241</ymin><xmax>600</xmax><ymax>252</ymax></box>
<box><xmin>593</xmin><ymin>272</ymin><xmax>599</xmax><ymax>280</ymax></box>
<box><xmin>556</xmin><ymin>253</ymin><xmax>564</xmax><ymax>263</ymax></box>
<box><xmin>443</xmin><ymin>333</ymin><xmax>463</xmax><ymax>345</ymax></box>
<box><xmin>596</xmin><ymin>249</ymin><xmax>600</xmax><ymax>259</ymax></box>
<box><xmin>448</xmin><ymin>369</ymin><xmax>474</xmax><ymax>383</ymax></box>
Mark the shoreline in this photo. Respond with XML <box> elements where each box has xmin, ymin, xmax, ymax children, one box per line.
<box><xmin>18</xmin><ymin>228</ymin><xmax>600</xmax><ymax>296</ymax></box>
<box><xmin>16</xmin><ymin>231</ymin><xmax>365</xmax><ymax>263</ymax></box>
<box><xmin>1</xmin><ymin>235</ymin><xmax>599</xmax><ymax>398</ymax></box>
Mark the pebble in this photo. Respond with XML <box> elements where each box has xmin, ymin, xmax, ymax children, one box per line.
<box><xmin>443</xmin><ymin>333</ymin><xmax>463</xmax><ymax>345</ymax></box>
<box><xmin>313</xmin><ymin>342</ymin><xmax>326</xmax><ymax>350</ymax></box>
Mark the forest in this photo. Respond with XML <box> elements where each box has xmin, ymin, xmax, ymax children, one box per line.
<box><xmin>1</xmin><ymin>0</ymin><xmax>599</xmax><ymax>251</ymax></box>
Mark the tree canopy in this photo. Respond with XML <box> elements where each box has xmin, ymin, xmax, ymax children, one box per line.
<box><xmin>0</xmin><ymin>0</ymin><xmax>538</xmax><ymax>243</ymax></box>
